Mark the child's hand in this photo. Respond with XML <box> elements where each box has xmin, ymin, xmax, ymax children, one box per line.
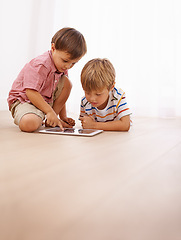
<box><xmin>62</xmin><ymin>117</ymin><xmax>75</xmax><ymax>127</ymax></box>
<box><xmin>46</xmin><ymin>111</ymin><xmax>63</xmax><ymax>130</ymax></box>
<box><xmin>79</xmin><ymin>116</ymin><xmax>96</xmax><ymax>129</ymax></box>
<box><xmin>60</xmin><ymin>118</ymin><xmax>75</xmax><ymax>128</ymax></box>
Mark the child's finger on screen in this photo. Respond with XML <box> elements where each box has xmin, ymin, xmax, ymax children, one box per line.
<box><xmin>57</xmin><ymin>121</ymin><xmax>64</xmax><ymax>131</ymax></box>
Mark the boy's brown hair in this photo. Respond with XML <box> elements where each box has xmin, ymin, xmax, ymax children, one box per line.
<box><xmin>51</xmin><ymin>27</ymin><xmax>87</xmax><ymax>60</ymax></box>
<box><xmin>81</xmin><ymin>58</ymin><xmax>116</xmax><ymax>92</ymax></box>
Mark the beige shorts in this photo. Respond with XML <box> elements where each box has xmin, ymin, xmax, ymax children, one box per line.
<box><xmin>10</xmin><ymin>76</ymin><xmax>65</xmax><ymax>125</ymax></box>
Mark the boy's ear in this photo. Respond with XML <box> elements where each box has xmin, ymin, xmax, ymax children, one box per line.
<box><xmin>110</xmin><ymin>82</ymin><xmax>115</xmax><ymax>91</ymax></box>
<box><xmin>51</xmin><ymin>43</ymin><xmax>56</xmax><ymax>52</ymax></box>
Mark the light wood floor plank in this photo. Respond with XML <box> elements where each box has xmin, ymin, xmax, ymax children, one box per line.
<box><xmin>0</xmin><ymin>111</ymin><xmax>181</xmax><ymax>240</ymax></box>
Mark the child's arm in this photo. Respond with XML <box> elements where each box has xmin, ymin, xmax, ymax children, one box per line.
<box><xmin>59</xmin><ymin>105</ymin><xmax>75</xmax><ymax>126</ymax></box>
<box><xmin>26</xmin><ymin>89</ymin><xmax>63</xmax><ymax>129</ymax></box>
<box><xmin>52</xmin><ymin>76</ymin><xmax>75</xmax><ymax>126</ymax></box>
<box><xmin>79</xmin><ymin>115</ymin><xmax>130</xmax><ymax>131</ymax></box>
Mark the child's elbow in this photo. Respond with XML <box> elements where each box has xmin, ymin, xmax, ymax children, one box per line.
<box><xmin>124</xmin><ymin>122</ymin><xmax>130</xmax><ymax>131</ymax></box>
<box><xmin>119</xmin><ymin>122</ymin><xmax>130</xmax><ymax>132</ymax></box>
<box><xmin>119</xmin><ymin>116</ymin><xmax>131</xmax><ymax>131</ymax></box>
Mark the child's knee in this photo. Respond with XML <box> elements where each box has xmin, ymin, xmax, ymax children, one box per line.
<box><xmin>19</xmin><ymin>114</ymin><xmax>42</xmax><ymax>132</ymax></box>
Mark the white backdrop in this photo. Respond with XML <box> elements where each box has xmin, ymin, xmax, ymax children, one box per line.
<box><xmin>1</xmin><ymin>0</ymin><xmax>181</xmax><ymax>118</ymax></box>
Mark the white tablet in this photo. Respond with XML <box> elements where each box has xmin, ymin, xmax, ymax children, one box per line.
<box><xmin>37</xmin><ymin>127</ymin><xmax>103</xmax><ymax>137</ymax></box>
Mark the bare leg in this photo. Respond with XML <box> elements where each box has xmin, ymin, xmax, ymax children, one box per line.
<box><xmin>53</xmin><ymin>75</ymin><xmax>72</xmax><ymax>115</ymax></box>
<box><xmin>19</xmin><ymin>113</ymin><xmax>42</xmax><ymax>132</ymax></box>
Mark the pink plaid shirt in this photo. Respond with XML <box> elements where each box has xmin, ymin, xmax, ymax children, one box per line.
<box><xmin>7</xmin><ymin>51</ymin><xmax>68</xmax><ymax>109</ymax></box>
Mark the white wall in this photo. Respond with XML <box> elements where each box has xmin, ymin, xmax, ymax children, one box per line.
<box><xmin>1</xmin><ymin>0</ymin><xmax>181</xmax><ymax>117</ymax></box>
<box><xmin>53</xmin><ymin>0</ymin><xmax>181</xmax><ymax>118</ymax></box>
<box><xmin>0</xmin><ymin>0</ymin><xmax>55</xmax><ymax>110</ymax></box>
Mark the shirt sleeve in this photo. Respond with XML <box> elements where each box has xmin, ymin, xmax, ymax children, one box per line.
<box><xmin>116</xmin><ymin>93</ymin><xmax>132</xmax><ymax>120</ymax></box>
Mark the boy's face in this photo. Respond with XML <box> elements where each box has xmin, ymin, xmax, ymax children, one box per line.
<box><xmin>84</xmin><ymin>86</ymin><xmax>113</xmax><ymax>110</ymax></box>
<box><xmin>51</xmin><ymin>43</ymin><xmax>81</xmax><ymax>73</ymax></box>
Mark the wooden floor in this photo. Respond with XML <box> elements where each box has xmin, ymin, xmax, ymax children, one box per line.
<box><xmin>0</xmin><ymin>111</ymin><xmax>181</xmax><ymax>240</ymax></box>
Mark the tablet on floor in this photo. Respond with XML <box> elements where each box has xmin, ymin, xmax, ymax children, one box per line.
<box><xmin>37</xmin><ymin>127</ymin><xmax>103</xmax><ymax>137</ymax></box>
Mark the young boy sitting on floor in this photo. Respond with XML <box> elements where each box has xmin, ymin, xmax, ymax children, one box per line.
<box><xmin>7</xmin><ymin>27</ymin><xmax>87</xmax><ymax>132</ymax></box>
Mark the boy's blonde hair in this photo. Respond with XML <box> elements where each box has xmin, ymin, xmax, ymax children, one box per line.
<box><xmin>81</xmin><ymin>58</ymin><xmax>115</xmax><ymax>92</ymax></box>
<box><xmin>51</xmin><ymin>27</ymin><xmax>87</xmax><ymax>60</ymax></box>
